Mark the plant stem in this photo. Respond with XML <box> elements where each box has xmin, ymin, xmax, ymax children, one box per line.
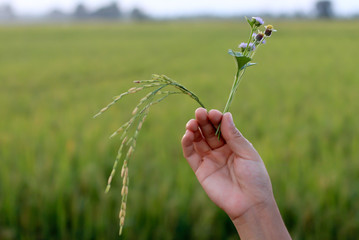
<box><xmin>216</xmin><ymin>66</ymin><xmax>247</xmax><ymax>138</ymax></box>
<box><xmin>167</xmin><ymin>80</ymin><xmax>206</xmax><ymax>109</ymax></box>
<box><xmin>215</xmin><ymin>25</ymin><xmax>255</xmax><ymax>138</ymax></box>
<box><xmin>243</xmin><ymin>28</ymin><xmax>254</xmax><ymax>56</ymax></box>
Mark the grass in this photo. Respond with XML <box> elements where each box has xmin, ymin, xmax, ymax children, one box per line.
<box><xmin>0</xmin><ymin>20</ymin><xmax>359</xmax><ymax>239</ymax></box>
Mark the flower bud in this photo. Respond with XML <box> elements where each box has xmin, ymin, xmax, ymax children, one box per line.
<box><xmin>255</xmin><ymin>33</ymin><xmax>264</xmax><ymax>42</ymax></box>
<box><xmin>264</xmin><ymin>25</ymin><xmax>275</xmax><ymax>37</ymax></box>
<box><xmin>239</xmin><ymin>42</ymin><xmax>255</xmax><ymax>52</ymax></box>
<box><xmin>251</xmin><ymin>17</ymin><xmax>264</xmax><ymax>27</ymax></box>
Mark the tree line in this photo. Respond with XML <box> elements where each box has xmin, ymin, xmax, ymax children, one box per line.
<box><xmin>1</xmin><ymin>1</ymin><xmax>358</xmax><ymax>22</ymax></box>
<box><xmin>0</xmin><ymin>2</ymin><xmax>149</xmax><ymax>21</ymax></box>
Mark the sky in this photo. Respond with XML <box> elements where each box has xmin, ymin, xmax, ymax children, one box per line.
<box><xmin>1</xmin><ymin>0</ymin><xmax>359</xmax><ymax>17</ymax></box>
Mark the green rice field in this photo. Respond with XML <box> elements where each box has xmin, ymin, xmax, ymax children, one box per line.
<box><xmin>0</xmin><ymin>20</ymin><xmax>359</xmax><ymax>239</ymax></box>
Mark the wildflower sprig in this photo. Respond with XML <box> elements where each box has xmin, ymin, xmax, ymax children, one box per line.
<box><xmin>95</xmin><ymin>17</ymin><xmax>275</xmax><ymax>236</ymax></box>
<box><xmin>215</xmin><ymin>17</ymin><xmax>276</xmax><ymax>137</ymax></box>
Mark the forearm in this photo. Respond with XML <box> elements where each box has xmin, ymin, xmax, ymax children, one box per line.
<box><xmin>232</xmin><ymin>198</ymin><xmax>291</xmax><ymax>240</ymax></box>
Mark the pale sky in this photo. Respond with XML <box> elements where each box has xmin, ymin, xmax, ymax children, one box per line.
<box><xmin>1</xmin><ymin>0</ymin><xmax>359</xmax><ymax>17</ymax></box>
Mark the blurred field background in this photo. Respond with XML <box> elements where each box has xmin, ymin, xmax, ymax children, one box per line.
<box><xmin>1</xmin><ymin>19</ymin><xmax>359</xmax><ymax>240</ymax></box>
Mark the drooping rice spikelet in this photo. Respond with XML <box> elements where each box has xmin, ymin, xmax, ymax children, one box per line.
<box><xmin>105</xmin><ymin>136</ymin><xmax>127</xmax><ymax>193</ymax></box>
<box><xmin>108</xmin><ymin>85</ymin><xmax>169</xmax><ymax>139</ymax></box>
<box><xmin>93</xmin><ymin>82</ymin><xmax>163</xmax><ymax>118</ymax></box>
<box><xmin>118</xmin><ymin>108</ymin><xmax>149</xmax><ymax>235</ymax></box>
<box><xmin>95</xmin><ymin>74</ymin><xmax>205</xmax><ymax>236</ymax></box>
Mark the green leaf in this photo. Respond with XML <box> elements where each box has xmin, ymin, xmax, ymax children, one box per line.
<box><xmin>240</xmin><ymin>62</ymin><xmax>256</xmax><ymax>70</ymax></box>
<box><xmin>245</xmin><ymin>16</ymin><xmax>254</xmax><ymax>27</ymax></box>
<box><xmin>228</xmin><ymin>49</ymin><xmax>251</xmax><ymax>70</ymax></box>
<box><xmin>228</xmin><ymin>49</ymin><xmax>243</xmax><ymax>57</ymax></box>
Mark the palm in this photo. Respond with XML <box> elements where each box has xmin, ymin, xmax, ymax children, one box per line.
<box><xmin>182</xmin><ymin>109</ymin><xmax>272</xmax><ymax>220</ymax></box>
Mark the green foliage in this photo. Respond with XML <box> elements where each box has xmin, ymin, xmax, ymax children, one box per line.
<box><xmin>245</xmin><ymin>16</ymin><xmax>255</xmax><ymax>28</ymax></box>
<box><xmin>1</xmin><ymin>20</ymin><xmax>359</xmax><ymax>240</ymax></box>
<box><xmin>227</xmin><ymin>49</ymin><xmax>252</xmax><ymax>70</ymax></box>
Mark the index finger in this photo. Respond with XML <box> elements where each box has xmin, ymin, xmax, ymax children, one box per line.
<box><xmin>195</xmin><ymin>108</ymin><xmax>225</xmax><ymax>149</ymax></box>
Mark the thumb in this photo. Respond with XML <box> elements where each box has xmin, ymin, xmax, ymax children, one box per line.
<box><xmin>221</xmin><ymin>112</ymin><xmax>257</xmax><ymax>158</ymax></box>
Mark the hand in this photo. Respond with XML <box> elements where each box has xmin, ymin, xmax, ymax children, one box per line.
<box><xmin>181</xmin><ymin>108</ymin><xmax>291</xmax><ymax>239</ymax></box>
<box><xmin>182</xmin><ymin>108</ymin><xmax>273</xmax><ymax>220</ymax></box>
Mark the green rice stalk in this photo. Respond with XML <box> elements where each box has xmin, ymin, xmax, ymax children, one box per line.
<box><xmin>96</xmin><ymin>75</ymin><xmax>205</xmax><ymax>236</ymax></box>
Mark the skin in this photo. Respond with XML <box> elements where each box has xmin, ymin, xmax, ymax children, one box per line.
<box><xmin>181</xmin><ymin>108</ymin><xmax>291</xmax><ymax>240</ymax></box>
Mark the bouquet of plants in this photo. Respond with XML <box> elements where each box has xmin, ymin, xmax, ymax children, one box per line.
<box><xmin>94</xmin><ymin>17</ymin><xmax>276</xmax><ymax>235</ymax></box>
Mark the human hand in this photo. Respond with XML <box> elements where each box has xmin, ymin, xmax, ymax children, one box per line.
<box><xmin>181</xmin><ymin>108</ymin><xmax>291</xmax><ymax>239</ymax></box>
<box><xmin>181</xmin><ymin>108</ymin><xmax>273</xmax><ymax>220</ymax></box>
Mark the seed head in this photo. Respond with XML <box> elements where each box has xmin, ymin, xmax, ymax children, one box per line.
<box><xmin>264</xmin><ymin>25</ymin><xmax>276</xmax><ymax>37</ymax></box>
<box><xmin>119</xmin><ymin>209</ymin><xmax>125</xmax><ymax>218</ymax></box>
<box><xmin>152</xmin><ymin>74</ymin><xmax>160</xmax><ymax>80</ymax></box>
<box><xmin>138</xmin><ymin>121</ymin><xmax>143</xmax><ymax>130</ymax></box>
<box><xmin>132</xmin><ymin>107</ymin><xmax>138</xmax><ymax>115</ymax></box>
<box><xmin>128</xmin><ymin>87</ymin><xmax>137</xmax><ymax>93</ymax></box>
<box><xmin>120</xmin><ymin>216</ymin><xmax>125</xmax><ymax>226</ymax></box>
<box><xmin>126</xmin><ymin>146</ymin><xmax>134</xmax><ymax>158</ymax></box>
<box><xmin>140</xmin><ymin>95</ymin><xmax>149</xmax><ymax>103</ymax></box>
<box><xmin>124</xmin><ymin>168</ymin><xmax>128</xmax><ymax>179</ymax></box>
<box><xmin>107</xmin><ymin>175</ymin><xmax>113</xmax><ymax>185</ymax></box>
<box><xmin>121</xmin><ymin>166</ymin><xmax>126</xmax><ymax>177</ymax></box>
<box><xmin>121</xmin><ymin>186</ymin><xmax>128</xmax><ymax>195</ymax></box>
<box><xmin>255</xmin><ymin>33</ymin><xmax>265</xmax><ymax>42</ymax></box>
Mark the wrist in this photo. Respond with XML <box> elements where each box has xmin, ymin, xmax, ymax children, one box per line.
<box><xmin>231</xmin><ymin>197</ymin><xmax>291</xmax><ymax>240</ymax></box>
